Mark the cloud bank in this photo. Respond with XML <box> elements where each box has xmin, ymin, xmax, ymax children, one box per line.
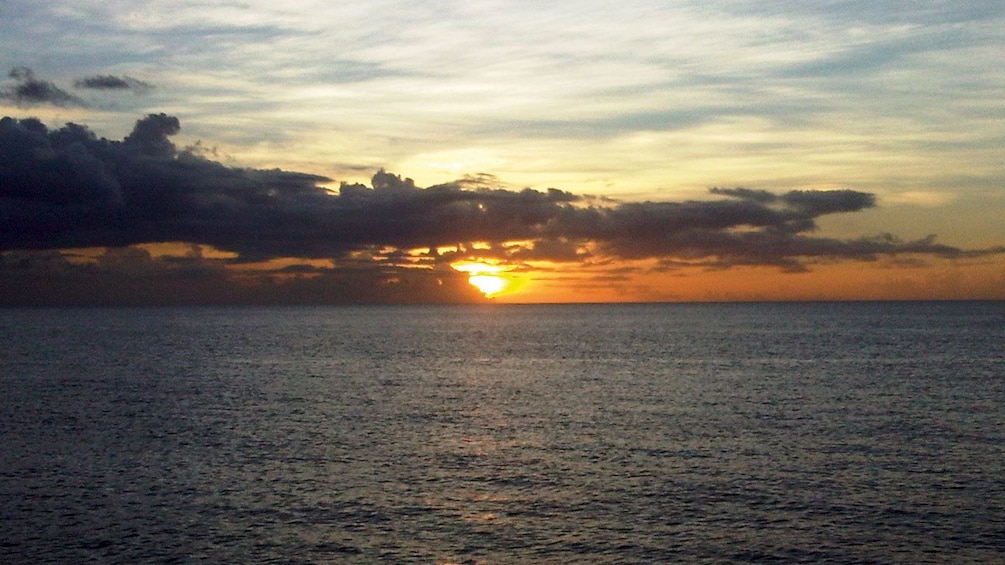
<box><xmin>3</xmin><ymin>114</ymin><xmax>997</xmax><ymax>276</ymax></box>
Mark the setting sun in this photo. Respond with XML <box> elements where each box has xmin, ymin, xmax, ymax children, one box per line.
<box><xmin>451</xmin><ymin>260</ymin><xmax>513</xmax><ymax>298</ymax></box>
<box><xmin>467</xmin><ymin>274</ymin><xmax>508</xmax><ymax>297</ymax></box>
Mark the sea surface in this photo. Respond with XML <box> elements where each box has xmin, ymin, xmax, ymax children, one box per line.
<box><xmin>1</xmin><ymin>302</ymin><xmax>1003</xmax><ymax>564</ymax></box>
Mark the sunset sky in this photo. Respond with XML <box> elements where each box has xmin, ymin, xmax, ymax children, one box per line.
<box><xmin>2</xmin><ymin>1</ymin><xmax>1004</xmax><ymax>304</ymax></box>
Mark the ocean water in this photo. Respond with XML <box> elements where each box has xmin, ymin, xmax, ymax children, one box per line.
<box><xmin>1</xmin><ymin>302</ymin><xmax>1003</xmax><ymax>564</ymax></box>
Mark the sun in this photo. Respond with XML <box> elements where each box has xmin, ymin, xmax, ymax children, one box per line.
<box><xmin>452</xmin><ymin>260</ymin><xmax>512</xmax><ymax>298</ymax></box>
<box><xmin>467</xmin><ymin>274</ymin><xmax>508</xmax><ymax>297</ymax></box>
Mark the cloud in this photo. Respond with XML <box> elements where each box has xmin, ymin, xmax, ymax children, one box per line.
<box><xmin>1</xmin><ymin>67</ymin><xmax>87</xmax><ymax>107</ymax></box>
<box><xmin>74</xmin><ymin>74</ymin><xmax>153</xmax><ymax>93</ymax></box>
<box><xmin>2</xmin><ymin>114</ymin><xmax>1000</xmax><ymax>275</ymax></box>
<box><xmin>723</xmin><ymin>2</ymin><xmax>1005</xmax><ymax>26</ymax></box>
<box><xmin>0</xmin><ymin>246</ymin><xmax>485</xmax><ymax>306</ymax></box>
<box><xmin>1</xmin><ymin>68</ymin><xmax>152</xmax><ymax>109</ymax></box>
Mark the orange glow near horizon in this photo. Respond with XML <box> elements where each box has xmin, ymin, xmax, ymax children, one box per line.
<box><xmin>488</xmin><ymin>256</ymin><xmax>1005</xmax><ymax>303</ymax></box>
<box><xmin>22</xmin><ymin>245</ymin><xmax>1002</xmax><ymax>305</ymax></box>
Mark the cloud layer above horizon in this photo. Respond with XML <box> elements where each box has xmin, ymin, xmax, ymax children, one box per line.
<box><xmin>3</xmin><ymin>114</ymin><xmax>997</xmax><ymax>274</ymax></box>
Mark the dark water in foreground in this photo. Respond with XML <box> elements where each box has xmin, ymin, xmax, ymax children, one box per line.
<box><xmin>1</xmin><ymin>302</ymin><xmax>1003</xmax><ymax>564</ymax></box>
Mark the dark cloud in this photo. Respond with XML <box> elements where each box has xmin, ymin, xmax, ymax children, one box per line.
<box><xmin>1</xmin><ymin>67</ymin><xmax>87</xmax><ymax>107</ymax></box>
<box><xmin>74</xmin><ymin>74</ymin><xmax>153</xmax><ymax>93</ymax></box>
<box><xmin>2</xmin><ymin>114</ymin><xmax>999</xmax><ymax>277</ymax></box>
<box><xmin>0</xmin><ymin>247</ymin><xmax>485</xmax><ymax>306</ymax></box>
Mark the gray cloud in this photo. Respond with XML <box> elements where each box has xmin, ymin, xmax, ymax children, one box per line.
<box><xmin>1</xmin><ymin>67</ymin><xmax>87</xmax><ymax>107</ymax></box>
<box><xmin>2</xmin><ymin>114</ymin><xmax>999</xmax><ymax>272</ymax></box>
<box><xmin>74</xmin><ymin>74</ymin><xmax>153</xmax><ymax>93</ymax></box>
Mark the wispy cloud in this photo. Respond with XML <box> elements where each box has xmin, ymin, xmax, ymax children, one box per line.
<box><xmin>1</xmin><ymin>67</ymin><xmax>87</xmax><ymax>107</ymax></box>
<box><xmin>0</xmin><ymin>67</ymin><xmax>155</xmax><ymax>112</ymax></box>
<box><xmin>74</xmin><ymin>74</ymin><xmax>153</xmax><ymax>92</ymax></box>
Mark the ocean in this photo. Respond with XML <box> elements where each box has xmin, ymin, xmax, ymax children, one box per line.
<box><xmin>1</xmin><ymin>302</ymin><xmax>1003</xmax><ymax>563</ymax></box>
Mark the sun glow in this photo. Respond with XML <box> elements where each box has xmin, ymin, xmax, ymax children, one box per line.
<box><xmin>468</xmin><ymin>274</ymin><xmax>508</xmax><ymax>297</ymax></box>
<box><xmin>452</xmin><ymin>260</ymin><xmax>513</xmax><ymax>298</ymax></box>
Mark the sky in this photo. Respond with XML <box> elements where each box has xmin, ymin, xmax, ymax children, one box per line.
<box><xmin>2</xmin><ymin>0</ymin><xmax>1004</xmax><ymax>304</ymax></box>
